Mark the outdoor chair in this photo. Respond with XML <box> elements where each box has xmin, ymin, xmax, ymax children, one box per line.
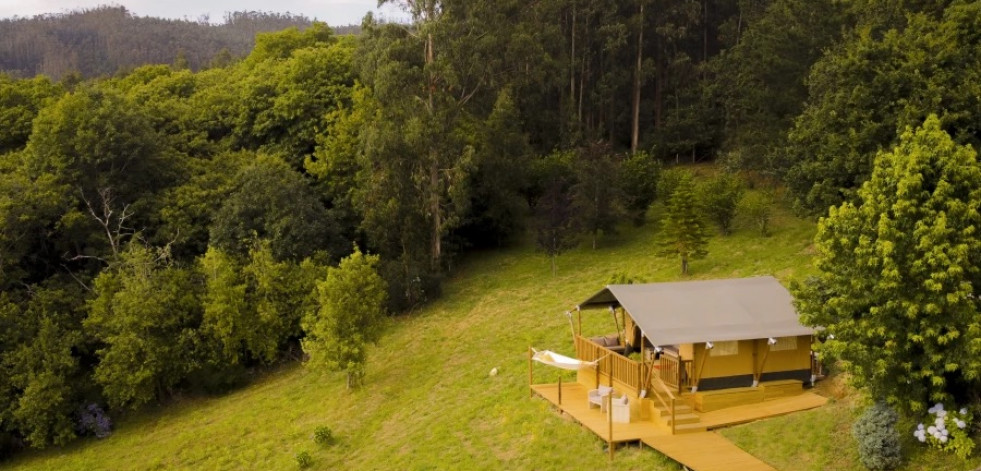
<box><xmin>587</xmin><ymin>385</ymin><xmax>614</xmax><ymax>411</ymax></box>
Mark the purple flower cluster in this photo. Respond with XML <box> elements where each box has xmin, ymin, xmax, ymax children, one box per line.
<box><xmin>75</xmin><ymin>403</ymin><xmax>112</xmax><ymax>439</ymax></box>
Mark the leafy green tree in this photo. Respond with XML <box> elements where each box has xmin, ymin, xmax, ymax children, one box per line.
<box><xmin>0</xmin><ymin>75</ymin><xmax>63</xmax><ymax>154</ymax></box>
<box><xmin>199</xmin><ymin>242</ymin><xmax>323</xmax><ymax>365</ymax></box>
<box><xmin>302</xmin><ymin>248</ymin><xmax>387</xmax><ymax>388</ymax></box>
<box><xmin>620</xmin><ymin>150</ymin><xmax>661</xmax><ymax>226</ymax></box>
<box><xmin>740</xmin><ymin>189</ymin><xmax>776</xmax><ymax>237</ymax></box>
<box><xmin>0</xmin><ymin>284</ymin><xmax>86</xmax><ymax>449</ymax></box>
<box><xmin>86</xmin><ymin>241</ymin><xmax>201</xmax><ymax>409</ymax></box>
<box><xmin>533</xmin><ymin>151</ymin><xmax>579</xmax><ymax>275</ymax></box>
<box><xmin>659</xmin><ymin>172</ymin><xmax>709</xmax><ymax>275</ymax></box>
<box><xmin>460</xmin><ymin>89</ymin><xmax>532</xmax><ymax>247</ymax></box>
<box><xmin>794</xmin><ymin>116</ymin><xmax>981</xmax><ymax>413</ymax></box>
<box><xmin>786</xmin><ymin>2</ymin><xmax>981</xmax><ymax>213</ymax></box>
<box><xmin>209</xmin><ymin>154</ymin><xmax>342</xmax><ymax>262</ymax></box>
<box><xmin>698</xmin><ymin>172</ymin><xmax>744</xmax><ymax>235</ymax></box>
<box><xmin>198</xmin><ymin>247</ymin><xmax>252</xmax><ymax>363</ymax></box>
<box><xmin>571</xmin><ymin>141</ymin><xmax>623</xmax><ymax>249</ymax></box>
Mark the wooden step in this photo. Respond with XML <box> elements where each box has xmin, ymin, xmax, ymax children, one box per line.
<box><xmin>671</xmin><ymin>422</ymin><xmax>708</xmax><ymax>434</ymax></box>
<box><xmin>664</xmin><ymin>413</ymin><xmax>701</xmax><ymax>426</ymax></box>
<box><xmin>653</xmin><ymin>404</ymin><xmax>693</xmax><ymax>417</ymax></box>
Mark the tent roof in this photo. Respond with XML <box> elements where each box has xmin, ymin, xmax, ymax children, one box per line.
<box><xmin>577</xmin><ymin>276</ymin><xmax>814</xmax><ymax>346</ymax></box>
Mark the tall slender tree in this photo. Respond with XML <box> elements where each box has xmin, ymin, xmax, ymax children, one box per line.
<box><xmin>659</xmin><ymin>172</ymin><xmax>709</xmax><ymax>274</ymax></box>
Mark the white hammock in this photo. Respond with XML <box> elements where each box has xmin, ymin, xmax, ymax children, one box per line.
<box><xmin>532</xmin><ymin>349</ymin><xmax>605</xmax><ymax>371</ymax></box>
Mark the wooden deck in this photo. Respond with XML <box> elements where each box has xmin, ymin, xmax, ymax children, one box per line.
<box><xmin>530</xmin><ymin>383</ymin><xmax>669</xmax><ymax>443</ymax></box>
<box><xmin>531</xmin><ymin>382</ymin><xmax>828</xmax><ymax>470</ymax></box>
<box><xmin>699</xmin><ymin>391</ymin><xmax>827</xmax><ymax>429</ymax></box>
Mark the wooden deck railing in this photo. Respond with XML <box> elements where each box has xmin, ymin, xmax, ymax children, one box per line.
<box><xmin>575</xmin><ymin>335</ymin><xmax>643</xmax><ymax>395</ymax></box>
<box><xmin>659</xmin><ymin>353</ymin><xmax>694</xmax><ymax>393</ymax></box>
<box><xmin>648</xmin><ymin>370</ymin><xmax>682</xmax><ymax>434</ymax></box>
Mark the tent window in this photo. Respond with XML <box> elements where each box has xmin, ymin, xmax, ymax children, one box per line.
<box><xmin>771</xmin><ymin>336</ymin><xmax>798</xmax><ymax>351</ymax></box>
<box><xmin>709</xmin><ymin>340</ymin><xmax>738</xmax><ymax>356</ymax></box>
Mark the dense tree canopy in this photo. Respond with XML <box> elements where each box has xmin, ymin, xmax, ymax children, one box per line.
<box><xmin>786</xmin><ymin>1</ymin><xmax>981</xmax><ymax>213</ymax></box>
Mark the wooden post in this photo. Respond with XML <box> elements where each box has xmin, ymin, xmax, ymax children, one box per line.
<box><xmin>670</xmin><ymin>397</ymin><xmax>676</xmax><ymax>435</ymax></box>
<box><xmin>694</xmin><ymin>346</ymin><xmax>711</xmax><ymax>392</ymax></box>
<box><xmin>608</xmin><ymin>395</ymin><xmax>614</xmax><ymax>460</ymax></box>
<box><xmin>558</xmin><ymin>376</ymin><xmax>563</xmax><ymax>405</ymax></box>
<box><xmin>637</xmin><ymin>362</ymin><xmax>643</xmax><ymax>397</ymax></box>
<box><xmin>595</xmin><ymin>362</ymin><xmax>600</xmax><ymax>389</ymax></box>
<box><xmin>755</xmin><ymin>342</ymin><xmax>772</xmax><ymax>387</ymax></box>
<box><xmin>528</xmin><ymin>346</ymin><xmax>533</xmax><ymax>398</ymax></box>
<box><xmin>577</xmin><ymin>306</ymin><xmax>582</xmax><ymax>336</ymax></box>
<box><xmin>608</xmin><ymin>356</ymin><xmax>613</xmax><ymax>388</ymax></box>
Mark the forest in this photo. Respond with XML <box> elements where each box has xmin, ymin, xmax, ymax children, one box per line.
<box><xmin>0</xmin><ymin>6</ymin><xmax>329</xmax><ymax>79</ymax></box>
<box><xmin>1</xmin><ymin>0</ymin><xmax>980</xmax><ymax>460</ymax></box>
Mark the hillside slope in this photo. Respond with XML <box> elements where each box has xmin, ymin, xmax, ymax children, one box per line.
<box><xmin>10</xmin><ymin>205</ymin><xmax>823</xmax><ymax>470</ymax></box>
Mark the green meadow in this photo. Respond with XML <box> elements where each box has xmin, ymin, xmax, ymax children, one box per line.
<box><xmin>9</xmin><ymin>200</ymin><xmax>979</xmax><ymax>470</ymax></box>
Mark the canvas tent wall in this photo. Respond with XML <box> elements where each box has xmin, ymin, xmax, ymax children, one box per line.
<box><xmin>577</xmin><ymin>276</ymin><xmax>815</xmax><ymax>391</ymax></box>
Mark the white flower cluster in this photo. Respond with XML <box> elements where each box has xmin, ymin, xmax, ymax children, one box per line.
<box><xmin>914</xmin><ymin>403</ymin><xmax>968</xmax><ymax>444</ymax></box>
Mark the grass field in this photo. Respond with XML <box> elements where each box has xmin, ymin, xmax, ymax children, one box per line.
<box><xmin>8</xmin><ymin>197</ymin><xmax>980</xmax><ymax>470</ymax></box>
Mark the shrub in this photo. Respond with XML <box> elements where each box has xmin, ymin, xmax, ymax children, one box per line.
<box><xmin>698</xmin><ymin>172</ymin><xmax>744</xmax><ymax>236</ymax></box>
<box><xmin>853</xmin><ymin>402</ymin><xmax>902</xmax><ymax>470</ymax></box>
<box><xmin>740</xmin><ymin>190</ymin><xmax>774</xmax><ymax>237</ymax></box>
<box><xmin>912</xmin><ymin>403</ymin><xmax>974</xmax><ymax>459</ymax></box>
<box><xmin>313</xmin><ymin>425</ymin><xmax>333</xmax><ymax>446</ymax></box>
<box><xmin>294</xmin><ymin>450</ymin><xmax>312</xmax><ymax>469</ymax></box>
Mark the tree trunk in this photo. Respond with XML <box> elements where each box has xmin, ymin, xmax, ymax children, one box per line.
<box><xmin>431</xmin><ymin>158</ymin><xmax>441</xmax><ymax>269</ymax></box>
<box><xmin>681</xmin><ymin>254</ymin><xmax>689</xmax><ymax>275</ymax></box>
<box><xmin>653</xmin><ymin>35</ymin><xmax>664</xmax><ymax>130</ymax></box>
<box><xmin>570</xmin><ymin>2</ymin><xmax>576</xmax><ymax>107</ymax></box>
<box><xmin>631</xmin><ymin>2</ymin><xmax>644</xmax><ymax>152</ymax></box>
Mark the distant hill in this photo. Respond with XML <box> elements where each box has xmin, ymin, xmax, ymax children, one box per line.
<box><xmin>0</xmin><ymin>6</ymin><xmax>360</xmax><ymax>79</ymax></box>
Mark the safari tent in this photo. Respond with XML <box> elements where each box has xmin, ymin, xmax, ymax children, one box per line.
<box><xmin>572</xmin><ymin>276</ymin><xmax>818</xmax><ymax>411</ymax></box>
<box><xmin>529</xmin><ymin>275</ymin><xmax>828</xmax><ymax>449</ymax></box>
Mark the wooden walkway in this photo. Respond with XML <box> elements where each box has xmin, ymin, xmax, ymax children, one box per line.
<box><xmin>531</xmin><ymin>382</ymin><xmax>828</xmax><ymax>470</ymax></box>
<box><xmin>640</xmin><ymin>432</ymin><xmax>775</xmax><ymax>471</ymax></box>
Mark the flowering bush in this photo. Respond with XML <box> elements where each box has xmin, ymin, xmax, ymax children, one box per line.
<box><xmin>913</xmin><ymin>403</ymin><xmax>974</xmax><ymax>459</ymax></box>
<box><xmin>75</xmin><ymin>403</ymin><xmax>112</xmax><ymax>439</ymax></box>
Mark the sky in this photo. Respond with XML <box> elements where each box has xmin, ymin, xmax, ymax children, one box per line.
<box><xmin>0</xmin><ymin>0</ymin><xmax>409</xmax><ymax>25</ymax></box>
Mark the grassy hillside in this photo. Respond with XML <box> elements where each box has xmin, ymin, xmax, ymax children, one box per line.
<box><xmin>8</xmin><ymin>200</ymin><xmax>977</xmax><ymax>470</ymax></box>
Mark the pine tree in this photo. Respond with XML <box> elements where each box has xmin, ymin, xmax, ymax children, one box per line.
<box><xmin>660</xmin><ymin>172</ymin><xmax>708</xmax><ymax>275</ymax></box>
